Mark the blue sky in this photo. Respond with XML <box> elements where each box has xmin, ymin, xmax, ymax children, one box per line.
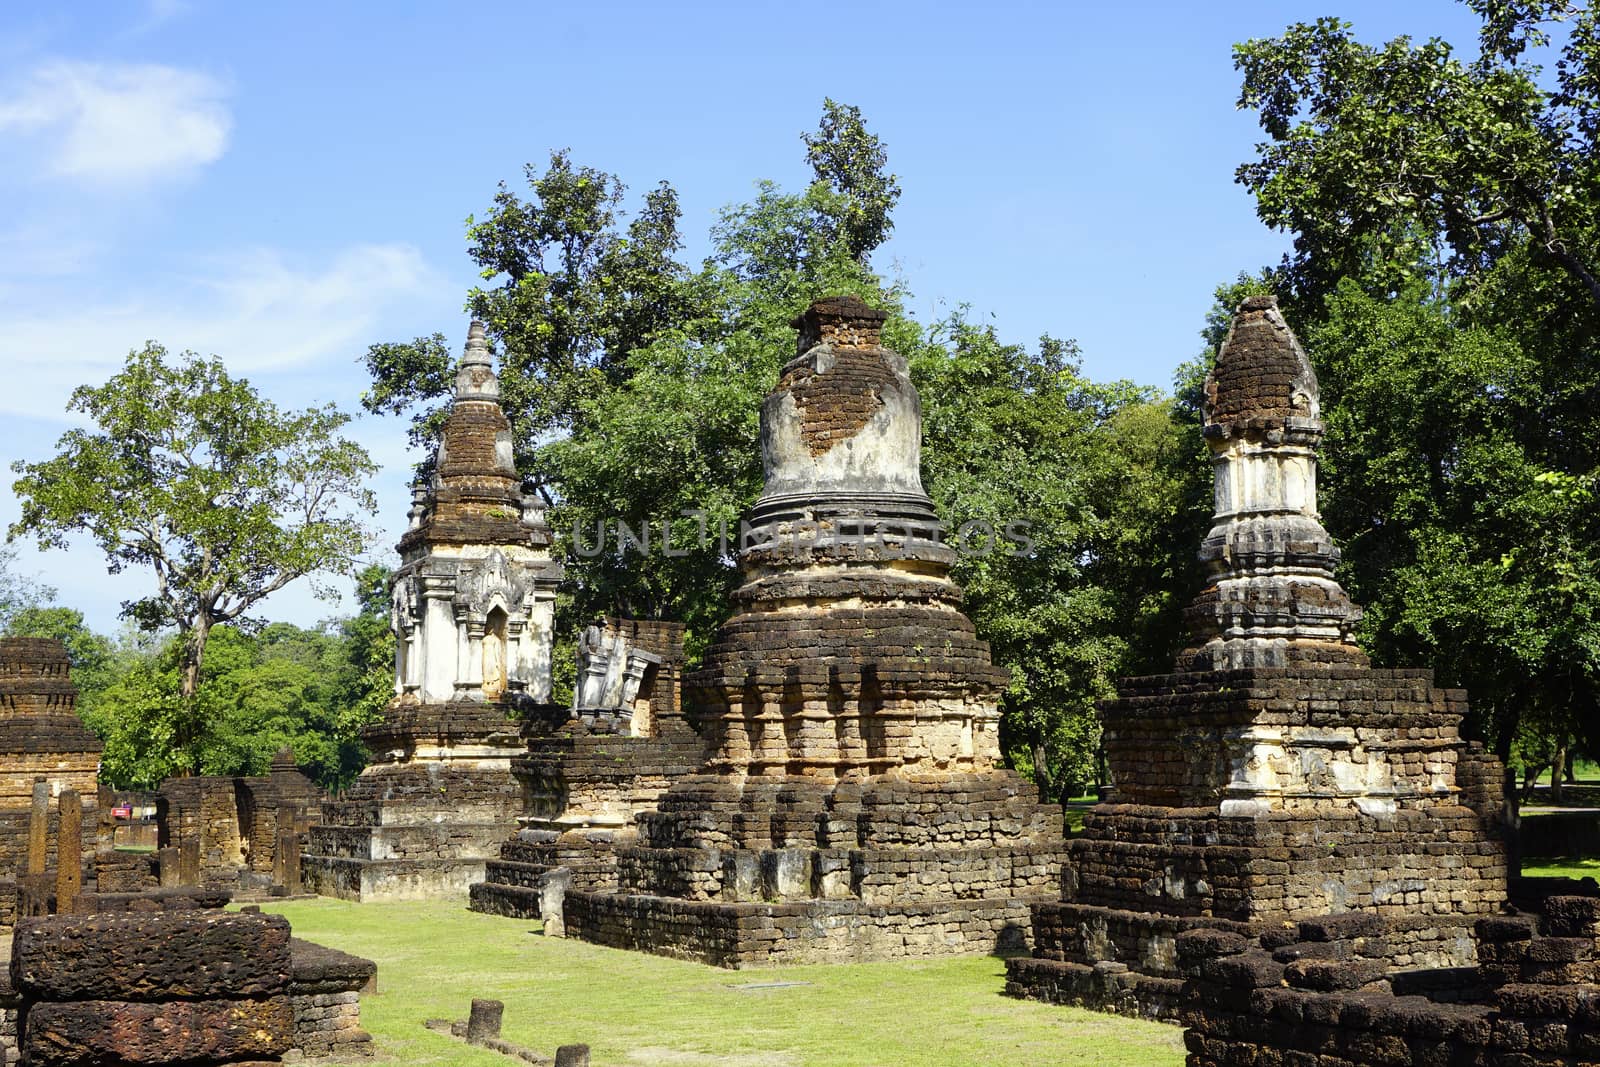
<box><xmin>0</xmin><ymin>0</ymin><xmax>1485</xmax><ymax>633</ymax></box>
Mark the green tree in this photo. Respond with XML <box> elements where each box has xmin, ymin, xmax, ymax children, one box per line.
<box><xmin>83</xmin><ymin>567</ymin><xmax>392</xmax><ymax>791</ymax></box>
<box><xmin>10</xmin><ymin>344</ymin><xmax>378</xmax><ymax>774</ymax></box>
<box><xmin>1307</xmin><ymin>283</ymin><xmax>1600</xmax><ymax>774</ymax></box>
<box><xmin>912</xmin><ymin>315</ymin><xmax>1202</xmax><ymax>798</ymax></box>
<box><xmin>802</xmin><ymin>97</ymin><xmax>902</xmax><ymax>263</ymax></box>
<box><xmin>1235</xmin><ymin>2</ymin><xmax>1600</xmax><ymax>311</ymax></box>
<box><xmin>362</xmin><ymin>150</ymin><xmax>699</xmax><ymax>479</ymax></box>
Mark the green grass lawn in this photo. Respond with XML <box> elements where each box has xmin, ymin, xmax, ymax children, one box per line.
<box><xmin>258</xmin><ymin>899</ymin><xmax>1184</xmax><ymax>1067</ymax></box>
<box><xmin>1521</xmin><ymin>856</ymin><xmax>1600</xmax><ymax>881</ymax></box>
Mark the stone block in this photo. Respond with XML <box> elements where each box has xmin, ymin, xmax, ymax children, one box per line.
<box><xmin>20</xmin><ymin>996</ymin><xmax>293</xmax><ymax>1065</ymax></box>
<box><xmin>13</xmin><ymin>911</ymin><xmax>291</xmax><ymax>1000</ymax></box>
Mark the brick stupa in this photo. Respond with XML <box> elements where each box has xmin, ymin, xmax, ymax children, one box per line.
<box><xmin>551</xmin><ymin>296</ymin><xmax>1067</xmax><ymax>966</ymax></box>
<box><xmin>1006</xmin><ymin>295</ymin><xmax>1508</xmax><ymax>1017</ymax></box>
<box><xmin>305</xmin><ymin>321</ymin><xmax>563</xmax><ymax>901</ymax></box>
<box><xmin>0</xmin><ymin>638</ymin><xmax>101</xmax><ymax>926</ymax></box>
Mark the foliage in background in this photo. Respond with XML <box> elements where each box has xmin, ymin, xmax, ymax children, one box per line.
<box><xmin>912</xmin><ymin>315</ymin><xmax>1199</xmax><ymax>798</ymax></box>
<box><xmin>0</xmin><ymin>545</ymin><xmax>55</xmax><ymax>630</ymax></box>
<box><xmin>0</xmin><ymin>567</ymin><xmax>391</xmax><ymax>790</ymax></box>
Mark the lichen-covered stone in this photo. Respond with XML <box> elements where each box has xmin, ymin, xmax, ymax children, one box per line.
<box><xmin>13</xmin><ymin>910</ymin><xmax>291</xmax><ymax>1000</ymax></box>
<box><xmin>21</xmin><ymin>996</ymin><xmax>293</xmax><ymax>1065</ymax></box>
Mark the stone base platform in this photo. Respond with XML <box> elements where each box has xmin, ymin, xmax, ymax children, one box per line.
<box><xmin>305</xmin><ymin>703</ymin><xmax>527</xmax><ymax>903</ymax></box>
<box><xmin>544</xmin><ymin>770</ymin><xmax>1068</xmax><ymax>966</ymax></box>
<box><xmin>1005</xmin><ymin>899</ymin><xmax>1487</xmax><ymax>1020</ymax></box>
<box><xmin>563</xmin><ymin>889</ymin><xmax>1044</xmax><ymax>967</ymax></box>
<box><xmin>468</xmin><ymin>830</ymin><xmax>621</xmax><ymax>919</ymax></box>
<box><xmin>306</xmin><ymin>854</ymin><xmax>496</xmax><ymax>902</ymax></box>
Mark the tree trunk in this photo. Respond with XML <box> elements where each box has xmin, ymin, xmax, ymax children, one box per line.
<box><xmin>1031</xmin><ymin>738</ymin><xmax>1057</xmax><ymax>806</ymax></box>
<box><xmin>1522</xmin><ymin>761</ymin><xmax>1542</xmax><ymax>802</ymax></box>
<box><xmin>1551</xmin><ymin>741</ymin><xmax>1568</xmax><ymax>803</ymax></box>
<box><xmin>173</xmin><ymin>618</ymin><xmax>212</xmax><ymax>777</ymax></box>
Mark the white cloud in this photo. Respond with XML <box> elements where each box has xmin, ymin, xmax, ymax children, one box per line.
<box><xmin>0</xmin><ymin>241</ymin><xmax>455</xmax><ymax>632</ymax></box>
<box><xmin>0</xmin><ymin>61</ymin><xmax>229</xmax><ymax>184</ymax></box>
<box><xmin>0</xmin><ymin>242</ymin><xmax>448</xmax><ymax>420</ymax></box>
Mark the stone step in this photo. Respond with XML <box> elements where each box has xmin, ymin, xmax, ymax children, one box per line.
<box><xmin>468</xmin><ymin>881</ymin><xmax>543</xmax><ymax>919</ymax></box>
<box><xmin>483</xmin><ymin>859</ymin><xmax>555</xmax><ymax>889</ymax></box>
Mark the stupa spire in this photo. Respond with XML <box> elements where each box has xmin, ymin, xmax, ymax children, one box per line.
<box><xmin>453</xmin><ymin>319</ymin><xmax>500</xmax><ymax>402</ymax></box>
<box><xmin>1179</xmin><ymin>294</ymin><xmax>1365</xmax><ymax>671</ymax></box>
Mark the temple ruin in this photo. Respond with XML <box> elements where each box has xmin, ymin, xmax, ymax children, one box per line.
<box><xmin>509</xmin><ymin>295</ymin><xmax>1067</xmax><ymax>965</ymax></box>
<box><xmin>1006</xmin><ymin>295</ymin><xmax>1509</xmax><ymax>1017</ymax></box>
<box><xmin>470</xmin><ymin>617</ymin><xmax>705</xmax><ymax>918</ymax></box>
<box><xmin>0</xmin><ymin>638</ymin><xmax>102</xmax><ymax>929</ymax></box>
<box><xmin>305</xmin><ymin>320</ymin><xmax>564</xmax><ymax>901</ymax></box>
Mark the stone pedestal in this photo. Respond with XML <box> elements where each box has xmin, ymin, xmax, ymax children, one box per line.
<box><xmin>305</xmin><ymin>704</ymin><xmax>529</xmax><ymax>901</ymax></box>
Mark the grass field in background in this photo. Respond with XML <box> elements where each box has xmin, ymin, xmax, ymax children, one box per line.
<box><xmin>1521</xmin><ymin>856</ymin><xmax>1600</xmax><ymax>882</ymax></box>
<box><xmin>258</xmin><ymin>899</ymin><xmax>1184</xmax><ymax>1067</ymax></box>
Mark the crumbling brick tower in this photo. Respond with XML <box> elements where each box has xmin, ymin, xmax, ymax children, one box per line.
<box><xmin>0</xmin><ymin>638</ymin><xmax>101</xmax><ymax>924</ymax></box>
<box><xmin>1006</xmin><ymin>295</ymin><xmax>1508</xmax><ymax>1017</ymax></box>
<box><xmin>557</xmin><ymin>296</ymin><xmax>1067</xmax><ymax>966</ymax></box>
<box><xmin>305</xmin><ymin>321</ymin><xmax>563</xmax><ymax>901</ymax></box>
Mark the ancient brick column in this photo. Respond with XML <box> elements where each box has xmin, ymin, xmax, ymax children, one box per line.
<box><xmin>1006</xmin><ymin>295</ymin><xmax>1507</xmax><ymax>1018</ymax></box>
<box><xmin>0</xmin><ymin>639</ymin><xmax>101</xmax><ymax>923</ymax></box>
<box><xmin>55</xmin><ymin>788</ymin><xmax>83</xmax><ymax>914</ymax></box>
<box><xmin>304</xmin><ymin>321</ymin><xmax>564</xmax><ymax>902</ymax></box>
<box><xmin>551</xmin><ymin>296</ymin><xmax>1066</xmax><ymax>966</ymax></box>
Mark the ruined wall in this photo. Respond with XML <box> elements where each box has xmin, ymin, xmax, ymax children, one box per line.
<box><xmin>158</xmin><ymin>776</ymin><xmax>245</xmax><ymax>882</ymax></box>
<box><xmin>1179</xmin><ymin>899</ymin><xmax>1600</xmax><ymax>1067</ymax></box>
